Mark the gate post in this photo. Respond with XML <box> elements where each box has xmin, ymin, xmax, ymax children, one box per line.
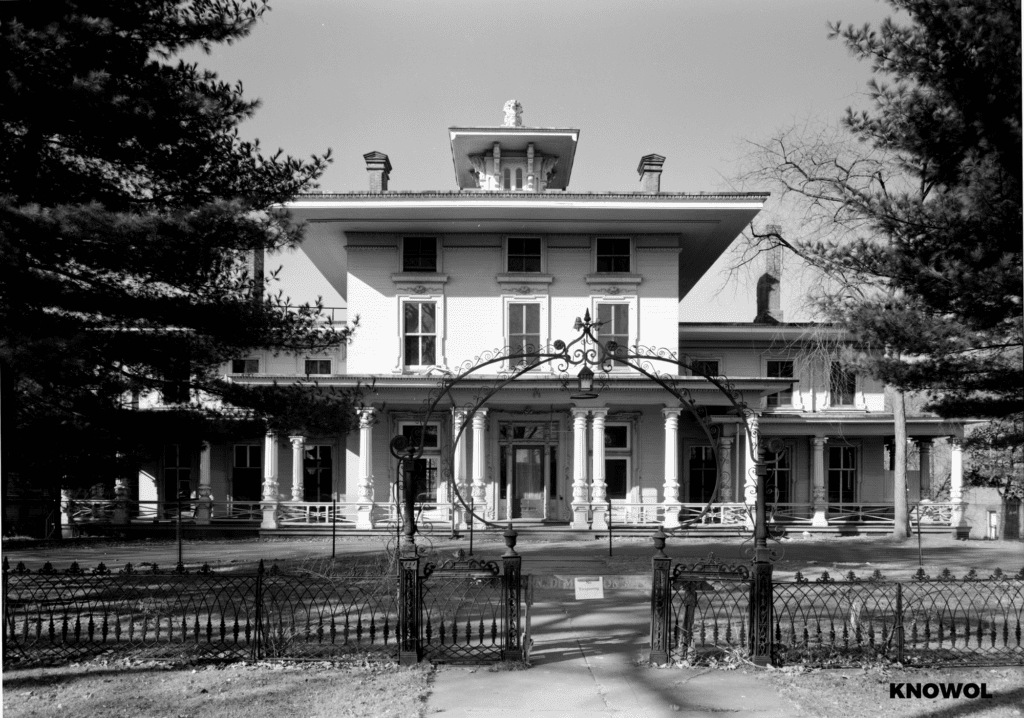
<box><xmin>650</xmin><ymin>529</ymin><xmax>672</xmax><ymax>664</ymax></box>
<box><xmin>748</xmin><ymin>560</ymin><xmax>773</xmax><ymax>666</ymax></box>
<box><xmin>502</xmin><ymin>525</ymin><xmax>523</xmax><ymax>661</ymax></box>
<box><xmin>399</xmin><ymin>553</ymin><xmax>421</xmax><ymax>665</ymax></box>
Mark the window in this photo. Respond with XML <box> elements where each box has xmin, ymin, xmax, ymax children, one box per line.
<box><xmin>304</xmin><ymin>359</ymin><xmax>331</xmax><ymax>375</ymax></box>
<box><xmin>404</xmin><ymin>302</ymin><xmax>436</xmax><ymax>366</ymax></box>
<box><xmin>231</xmin><ymin>358</ymin><xmax>259</xmax><ymax>374</ymax></box>
<box><xmin>688</xmin><ymin>446</ymin><xmax>716</xmax><ymax>502</ymax></box>
<box><xmin>164</xmin><ymin>444</ymin><xmax>192</xmax><ymax>501</ymax></box>
<box><xmin>402</xmin><ymin>237</ymin><xmax>437</xmax><ymax>272</ymax></box>
<box><xmin>503</xmin><ymin>167</ymin><xmax>511</xmax><ymax>191</ymax></box>
<box><xmin>401</xmin><ymin>423</ymin><xmax>439</xmax><ymax>450</ymax></box>
<box><xmin>233</xmin><ymin>445</ymin><xmax>261</xmax><ymax>502</ymax></box>
<box><xmin>763</xmin><ymin>444</ymin><xmax>791</xmax><ymax>503</ymax></box>
<box><xmin>604</xmin><ymin>425</ymin><xmax>629</xmax><ymax>449</ymax></box>
<box><xmin>828</xmin><ymin>446</ymin><xmax>857</xmax><ymax>503</ymax></box>
<box><xmin>508</xmin><ymin>303</ymin><xmax>540</xmax><ymax>361</ymax></box>
<box><xmin>507</xmin><ymin>237</ymin><xmax>542</xmax><ymax>272</ymax></box>
<box><xmin>596</xmin><ymin>238</ymin><xmax>630</xmax><ymax>272</ymax></box>
<box><xmin>515</xmin><ymin>168</ymin><xmax>523</xmax><ymax>190</ymax></box>
<box><xmin>303</xmin><ymin>445</ymin><xmax>333</xmax><ymax>502</ymax></box>
<box><xmin>604</xmin><ymin>422</ymin><xmax>631</xmax><ymax>500</ymax></box>
<box><xmin>766</xmin><ymin>360</ymin><xmax>794</xmax><ymax>407</ymax></box>
<box><xmin>829</xmin><ymin>362</ymin><xmax>857</xmax><ymax>406</ymax></box>
<box><xmin>690</xmin><ymin>359</ymin><xmax>719</xmax><ymax>377</ymax></box>
<box><xmin>597</xmin><ymin>303</ymin><xmax>628</xmax><ymax>357</ymax></box>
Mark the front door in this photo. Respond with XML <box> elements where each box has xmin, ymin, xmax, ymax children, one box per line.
<box><xmin>512</xmin><ymin>446</ymin><xmax>545</xmax><ymax>519</ymax></box>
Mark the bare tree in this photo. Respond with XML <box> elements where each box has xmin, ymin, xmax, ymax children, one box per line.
<box><xmin>730</xmin><ymin>120</ymin><xmax>915</xmax><ymax>539</ymax></box>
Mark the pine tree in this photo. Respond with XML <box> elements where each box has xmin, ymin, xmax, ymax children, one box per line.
<box><xmin>0</xmin><ymin>1</ymin><xmax>357</xmax><ymax>502</ymax></box>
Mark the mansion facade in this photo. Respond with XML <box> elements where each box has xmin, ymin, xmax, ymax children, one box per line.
<box><xmin>82</xmin><ymin>104</ymin><xmax>970</xmax><ymax>537</ymax></box>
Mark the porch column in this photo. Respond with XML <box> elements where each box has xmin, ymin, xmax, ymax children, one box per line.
<box><xmin>661</xmin><ymin>408</ymin><xmax>682</xmax><ymax>529</ymax></box>
<box><xmin>61</xmin><ymin>488</ymin><xmax>74</xmax><ymax>539</ymax></box>
<box><xmin>355</xmin><ymin>408</ymin><xmax>376</xmax><ymax>529</ymax></box>
<box><xmin>917</xmin><ymin>439</ymin><xmax>932</xmax><ymax>500</ymax></box>
<box><xmin>743</xmin><ymin>413</ymin><xmax>759</xmax><ymax>528</ymax></box>
<box><xmin>570</xmin><ymin>408</ymin><xmax>590</xmax><ymax>529</ymax></box>
<box><xmin>949</xmin><ymin>439</ymin><xmax>969</xmax><ymax>538</ymax></box>
<box><xmin>590</xmin><ymin>408</ymin><xmax>609</xmax><ymax>531</ymax></box>
<box><xmin>113</xmin><ymin>477</ymin><xmax>130</xmax><ymax>525</ymax></box>
<box><xmin>452</xmin><ymin>409</ymin><xmax>469</xmax><ymax>529</ymax></box>
<box><xmin>261</xmin><ymin>432</ymin><xmax>279</xmax><ymax>529</ymax></box>
<box><xmin>471</xmin><ymin>409</ymin><xmax>489</xmax><ymax>527</ymax></box>
<box><xmin>718</xmin><ymin>434</ymin><xmax>734</xmax><ymax>503</ymax></box>
<box><xmin>195</xmin><ymin>441</ymin><xmax>212</xmax><ymax>524</ymax></box>
<box><xmin>289</xmin><ymin>436</ymin><xmax>305</xmax><ymax>502</ymax></box>
<box><xmin>811</xmin><ymin>436</ymin><xmax>828</xmax><ymax>527</ymax></box>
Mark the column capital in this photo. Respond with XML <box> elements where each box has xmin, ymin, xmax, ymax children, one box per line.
<box><xmin>470</xmin><ymin>408</ymin><xmax>489</xmax><ymax>427</ymax></box>
<box><xmin>289</xmin><ymin>435</ymin><xmax>306</xmax><ymax>447</ymax></box>
<box><xmin>661</xmin><ymin>407</ymin><xmax>683</xmax><ymax>419</ymax></box>
<box><xmin>570</xmin><ymin>407</ymin><xmax>590</xmax><ymax>419</ymax></box>
<box><xmin>591</xmin><ymin>407</ymin><xmax>609</xmax><ymax>421</ymax></box>
<box><xmin>915</xmin><ymin>437</ymin><xmax>934</xmax><ymax>448</ymax></box>
<box><xmin>356</xmin><ymin>406</ymin><xmax>377</xmax><ymax>427</ymax></box>
<box><xmin>719</xmin><ymin>434</ymin><xmax>734</xmax><ymax>447</ymax></box>
<box><xmin>812</xmin><ymin>436</ymin><xmax>828</xmax><ymax>448</ymax></box>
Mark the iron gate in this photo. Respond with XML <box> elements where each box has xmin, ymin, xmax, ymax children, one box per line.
<box><xmin>650</xmin><ymin>552</ymin><xmax>752</xmax><ymax>664</ymax></box>
<box><xmin>399</xmin><ymin>548</ymin><xmax>526</xmax><ymax>664</ymax></box>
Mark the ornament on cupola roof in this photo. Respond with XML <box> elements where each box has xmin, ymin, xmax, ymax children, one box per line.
<box><xmin>502</xmin><ymin>99</ymin><xmax>523</xmax><ymax>128</ymax></box>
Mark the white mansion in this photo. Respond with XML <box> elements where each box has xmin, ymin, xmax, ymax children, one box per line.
<box><xmin>105</xmin><ymin>104</ymin><xmax>970</xmax><ymax>537</ymax></box>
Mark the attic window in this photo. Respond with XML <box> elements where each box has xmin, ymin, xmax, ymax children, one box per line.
<box><xmin>596</xmin><ymin>238</ymin><xmax>631</xmax><ymax>272</ymax></box>
<box><xmin>403</xmin><ymin>237</ymin><xmax>437</xmax><ymax>272</ymax></box>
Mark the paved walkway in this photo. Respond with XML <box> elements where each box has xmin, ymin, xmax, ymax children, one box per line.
<box><xmin>425</xmin><ymin>587</ymin><xmax>801</xmax><ymax>718</ymax></box>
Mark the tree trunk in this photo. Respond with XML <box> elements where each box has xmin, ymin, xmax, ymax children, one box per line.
<box><xmin>889</xmin><ymin>385</ymin><xmax>910</xmax><ymax>540</ymax></box>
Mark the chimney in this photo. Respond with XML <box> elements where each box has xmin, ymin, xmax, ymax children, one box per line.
<box><xmin>363</xmin><ymin>151</ymin><xmax>392</xmax><ymax>192</ymax></box>
<box><xmin>637</xmin><ymin>154</ymin><xmax>665</xmax><ymax>193</ymax></box>
<box><xmin>249</xmin><ymin>248</ymin><xmax>264</xmax><ymax>303</ymax></box>
<box><xmin>754</xmin><ymin>226</ymin><xmax>784</xmax><ymax>324</ymax></box>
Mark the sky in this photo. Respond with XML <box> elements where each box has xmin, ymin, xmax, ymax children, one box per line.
<box><xmin>185</xmin><ymin>0</ymin><xmax>897</xmax><ymax>321</ymax></box>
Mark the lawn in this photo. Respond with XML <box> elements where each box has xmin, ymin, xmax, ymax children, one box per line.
<box><xmin>2</xmin><ymin>657</ymin><xmax>434</xmax><ymax>718</ymax></box>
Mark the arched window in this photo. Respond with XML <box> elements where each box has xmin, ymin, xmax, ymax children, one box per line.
<box><xmin>515</xmin><ymin>168</ymin><xmax>523</xmax><ymax>190</ymax></box>
<box><xmin>503</xmin><ymin>168</ymin><xmax>511</xmax><ymax>190</ymax></box>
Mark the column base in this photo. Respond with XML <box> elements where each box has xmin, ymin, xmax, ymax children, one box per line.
<box><xmin>194</xmin><ymin>500</ymin><xmax>212</xmax><ymax>525</ymax></box>
<box><xmin>662</xmin><ymin>503</ymin><xmax>681</xmax><ymax>529</ymax></box>
<box><xmin>570</xmin><ymin>505</ymin><xmax>590</xmax><ymax>530</ymax></box>
<box><xmin>260</xmin><ymin>502</ymin><xmax>279</xmax><ymax>530</ymax></box>
<box><xmin>113</xmin><ymin>503</ymin><xmax>130</xmax><ymax>526</ymax></box>
<box><xmin>355</xmin><ymin>504</ymin><xmax>374</xmax><ymax>530</ymax></box>
<box><xmin>811</xmin><ymin>505</ymin><xmax>828</xmax><ymax>527</ymax></box>
<box><xmin>591</xmin><ymin>506</ymin><xmax>609</xmax><ymax>531</ymax></box>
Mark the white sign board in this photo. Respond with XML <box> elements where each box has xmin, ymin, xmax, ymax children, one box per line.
<box><xmin>574</xmin><ymin>577</ymin><xmax>604</xmax><ymax>600</ymax></box>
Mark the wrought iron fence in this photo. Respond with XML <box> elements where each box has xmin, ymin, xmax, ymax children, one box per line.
<box><xmin>2</xmin><ymin>558</ymin><xmax>399</xmax><ymax>665</ymax></box>
<box><xmin>651</xmin><ymin>556</ymin><xmax>1024</xmax><ymax>667</ymax></box>
<box><xmin>774</xmin><ymin>569</ymin><xmax>1024</xmax><ymax>666</ymax></box>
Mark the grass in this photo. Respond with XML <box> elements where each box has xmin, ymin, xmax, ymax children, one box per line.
<box><xmin>2</xmin><ymin>657</ymin><xmax>434</xmax><ymax>718</ymax></box>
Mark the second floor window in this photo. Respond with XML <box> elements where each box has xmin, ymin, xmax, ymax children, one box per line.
<box><xmin>597</xmin><ymin>303</ymin><xmax>628</xmax><ymax>357</ymax></box>
<box><xmin>691</xmin><ymin>359</ymin><xmax>719</xmax><ymax>377</ymax></box>
<box><xmin>766</xmin><ymin>360</ymin><xmax>794</xmax><ymax>407</ymax></box>
<box><xmin>304</xmin><ymin>359</ymin><xmax>331</xmax><ymax>375</ymax></box>
<box><xmin>404</xmin><ymin>302</ymin><xmax>436</xmax><ymax>366</ymax></box>
<box><xmin>231</xmin><ymin>358</ymin><xmax>259</xmax><ymax>374</ymax></box>
<box><xmin>507</xmin><ymin>237</ymin><xmax>541</xmax><ymax>272</ymax></box>
<box><xmin>403</xmin><ymin>237</ymin><xmax>437</xmax><ymax>272</ymax></box>
<box><xmin>596</xmin><ymin>238</ymin><xmax>630</xmax><ymax>272</ymax></box>
<box><xmin>508</xmin><ymin>303</ymin><xmax>540</xmax><ymax>360</ymax></box>
<box><xmin>830</xmin><ymin>362</ymin><xmax>857</xmax><ymax>406</ymax></box>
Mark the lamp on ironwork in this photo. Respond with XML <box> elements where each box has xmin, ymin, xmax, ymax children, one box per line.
<box><xmin>570</xmin><ymin>365</ymin><xmax>597</xmax><ymax>400</ymax></box>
